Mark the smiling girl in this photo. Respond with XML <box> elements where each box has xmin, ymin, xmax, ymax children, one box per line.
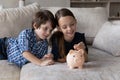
<box><xmin>50</xmin><ymin>8</ymin><xmax>88</xmax><ymax>62</ymax></box>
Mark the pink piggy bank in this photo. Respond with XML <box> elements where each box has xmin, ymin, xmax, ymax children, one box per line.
<box><xmin>66</xmin><ymin>49</ymin><xmax>85</xmax><ymax>69</ymax></box>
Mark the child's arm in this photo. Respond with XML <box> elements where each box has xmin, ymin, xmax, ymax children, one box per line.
<box><xmin>73</xmin><ymin>42</ymin><xmax>88</xmax><ymax>62</ymax></box>
<box><xmin>42</xmin><ymin>53</ymin><xmax>54</xmax><ymax>60</ymax></box>
<box><xmin>22</xmin><ymin>51</ymin><xmax>54</xmax><ymax>66</ymax></box>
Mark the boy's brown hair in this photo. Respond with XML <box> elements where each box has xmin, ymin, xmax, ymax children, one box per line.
<box><xmin>32</xmin><ymin>9</ymin><xmax>56</xmax><ymax>30</ymax></box>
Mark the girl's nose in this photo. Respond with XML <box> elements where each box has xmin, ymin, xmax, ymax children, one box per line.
<box><xmin>67</xmin><ymin>26</ymin><xmax>72</xmax><ymax>30</ymax></box>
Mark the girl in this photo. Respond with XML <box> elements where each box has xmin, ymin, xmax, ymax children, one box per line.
<box><xmin>49</xmin><ymin>8</ymin><xmax>88</xmax><ymax>62</ymax></box>
<box><xmin>0</xmin><ymin>9</ymin><xmax>56</xmax><ymax>68</ymax></box>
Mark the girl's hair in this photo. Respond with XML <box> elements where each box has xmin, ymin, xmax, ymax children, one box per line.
<box><xmin>49</xmin><ymin>31</ymin><xmax>65</xmax><ymax>58</ymax></box>
<box><xmin>50</xmin><ymin>8</ymin><xmax>76</xmax><ymax>59</ymax></box>
<box><xmin>55</xmin><ymin>8</ymin><xmax>76</xmax><ymax>26</ymax></box>
<box><xmin>32</xmin><ymin>9</ymin><xmax>56</xmax><ymax>30</ymax></box>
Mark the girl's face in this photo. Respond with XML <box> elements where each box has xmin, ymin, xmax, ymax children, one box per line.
<box><xmin>34</xmin><ymin>21</ymin><xmax>53</xmax><ymax>40</ymax></box>
<box><xmin>58</xmin><ymin>16</ymin><xmax>77</xmax><ymax>41</ymax></box>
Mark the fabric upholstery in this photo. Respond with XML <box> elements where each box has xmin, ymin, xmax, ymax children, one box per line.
<box><xmin>93</xmin><ymin>21</ymin><xmax>120</xmax><ymax>56</ymax></box>
<box><xmin>0</xmin><ymin>2</ymin><xmax>40</xmax><ymax>80</ymax></box>
<box><xmin>20</xmin><ymin>46</ymin><xmax>120</xmax><ymax>80</ymax></box>
<box><xmin>0</xmin><ymin>2</ymin><xmax>40</xmax><ymax>38</ymax></box>
<box><xmin>0</xmin><ymin>60</ymin><xmax>20</xmax><ymax>80</ymax></box>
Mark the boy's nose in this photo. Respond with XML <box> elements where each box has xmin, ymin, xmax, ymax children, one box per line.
<box><xmin>46</xmin><ymin>30</ymin><xmax>51</xmax><ymax>36</ymax></box>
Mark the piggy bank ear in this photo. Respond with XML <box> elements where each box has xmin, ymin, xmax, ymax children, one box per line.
<box><xmin>78</xmin><ymin>49</ymin><xmax>84</xmax><ymax>55</ymax></box>
<box><xmin>69</xmin><ymin>49</ymin><xmax>74</xmax><ymax>54</ymax></box>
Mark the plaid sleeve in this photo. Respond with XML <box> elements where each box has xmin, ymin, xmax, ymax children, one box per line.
<box><xmin>17</xmin><ymin>30</ymin><xmax>30</xmax><ymax>53</ymax></box>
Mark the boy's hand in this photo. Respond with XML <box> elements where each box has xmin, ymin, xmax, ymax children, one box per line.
<box><xmin>40</xmin><ymin>53</ymin><xmax>54</xmax><ymax>66</ymax></box>
<box><xmin>43</xmin><ymin>53</ymin><xmax>54</xmax><ymax>60</ymax></box>
<box><xmin>40</xmin><ymin>59</ymin><xmax>54</xmax><ymax>66</ymax></box>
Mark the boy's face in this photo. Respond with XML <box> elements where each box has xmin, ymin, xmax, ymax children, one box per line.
<box><xmin>58</xmin><ymin>16</ymin><xmax>77</xmax><ymax>41</ymax></box>
<box><xmin>34</xmin><ymin>21</ymin><xmax>53</xmax><ymax>40</ymax></box>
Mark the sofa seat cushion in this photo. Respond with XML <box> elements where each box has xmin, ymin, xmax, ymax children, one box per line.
<box><xmin>0</xmin><ymin>60</ymin><xmax>20</xmax><ymax>80</ymax></box>
<box><xmin>20</xmin><ymin>46</ymin><xmax>120</xmax><ymax>80</ymax></box>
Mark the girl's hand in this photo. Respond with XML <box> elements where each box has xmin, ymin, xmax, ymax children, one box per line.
<box><xmin>57</xmin><ymin>57</ymin><xmax>66</xmax><ymax>63</ymax></box>
<box><xmin>74</xmin><ymin>42</ymin><xmax>85</xmax><ymax>50</ymax></box>
<box><xmin>73</xmin><ymin>44</ymin><xmax>78</xmax><ymax>50</ymax></box>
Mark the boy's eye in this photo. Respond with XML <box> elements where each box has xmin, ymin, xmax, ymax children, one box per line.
<box><xmin>40</xmin><ymin>26</ymin><xmax>48</xmax><ymax>31</ymax></box>
<box><xmin>41</xmin><ymin>26</ymin><xmax>53</xmax><ymax>33</ymax></box>
<box><xmin>49</xmin><ymin>29</ymin><xmax>53</xmax><ymax>33</ymax></box>
<box><xmin>43</xmin><ymin>27</ymin><xmax>48</xmax><ymax>31</ymax></box>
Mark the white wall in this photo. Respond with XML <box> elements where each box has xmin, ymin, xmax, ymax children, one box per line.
<box><xmin>109</xmin><ymin>0</ymin><xmax>120</xmax><ymax>2</ymax></box>
<box><xmin>0</xmin><ymin>0</ymin><xmax>18</xmax><ymax>8</ymax></box>
<box><xmin>25</xmin><ymin>0</ymin><xmax>70</xmax><ymax>7</ymax></box>
<box><xmin>0</xmin><ymin>0</ymin><xmax>70</xmax><ymax>8</ymax></box>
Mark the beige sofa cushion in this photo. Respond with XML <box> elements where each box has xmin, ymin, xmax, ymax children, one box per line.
<box><xmin>0</xmin><ymin>60</ymin><xmax>20</xmax><ymax>80</ymax></box>
<box><xmin>93</xmin><ymin>21</ymin><xmax>120</xmax><ymax>56</ymax></box>
<box><xmin>20</xmin><ymin>46</ymin><xmax>120</xmax><ymax>80</ymax></box>
<box><xmin>0</xmin><ymin>2</ymin><xmax>40</xmax><ymax>38</ymax></box>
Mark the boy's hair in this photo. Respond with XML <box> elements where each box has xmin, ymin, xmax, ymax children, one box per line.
<box><xmin>32</xmin><ymin>9</ymin><xmax>56</xmax><ymax>30</ymax></box>
<box><xmin>55</xmin><ymin>8</ymin><xmax>76</xmax><ymax>26</ymax></box>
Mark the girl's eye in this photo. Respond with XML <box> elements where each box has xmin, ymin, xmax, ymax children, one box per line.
<box><xmin>80</xmin><ymin>55</ymin><xmax>82</xmax><ymax>57</ymax></box>
<box><xmin>70</xmin><ymin>23</ymin><xmax>75</xmax><ymax>27</ymax></box>
<box><xmin>61</xmin><ymin>26</ymin><xmax>67</xmax><ymax>29</ymax></box>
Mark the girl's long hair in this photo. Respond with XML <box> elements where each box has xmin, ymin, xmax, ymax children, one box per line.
<box><xmin>49</xmin><ymin>31</ymin><xmax>65</xmax><ymax>58</ymax></box>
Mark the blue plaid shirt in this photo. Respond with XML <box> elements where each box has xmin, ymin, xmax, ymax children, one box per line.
<box><xmin>6</xmin><ymin>29</ymin><xmax>48</xmax><ymax>67</ymax></box>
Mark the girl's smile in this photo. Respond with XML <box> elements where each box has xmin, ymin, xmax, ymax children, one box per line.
<box><xmin>58</xmin><ymin>16</ymin><xmax>77</xmax><ymax>42</ymax></box>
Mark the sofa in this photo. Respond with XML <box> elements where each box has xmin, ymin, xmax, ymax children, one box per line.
<box><xmin>0</xmin><ymin>2</ymin><xmax>120</xmax><ymax>80</ymax></box>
